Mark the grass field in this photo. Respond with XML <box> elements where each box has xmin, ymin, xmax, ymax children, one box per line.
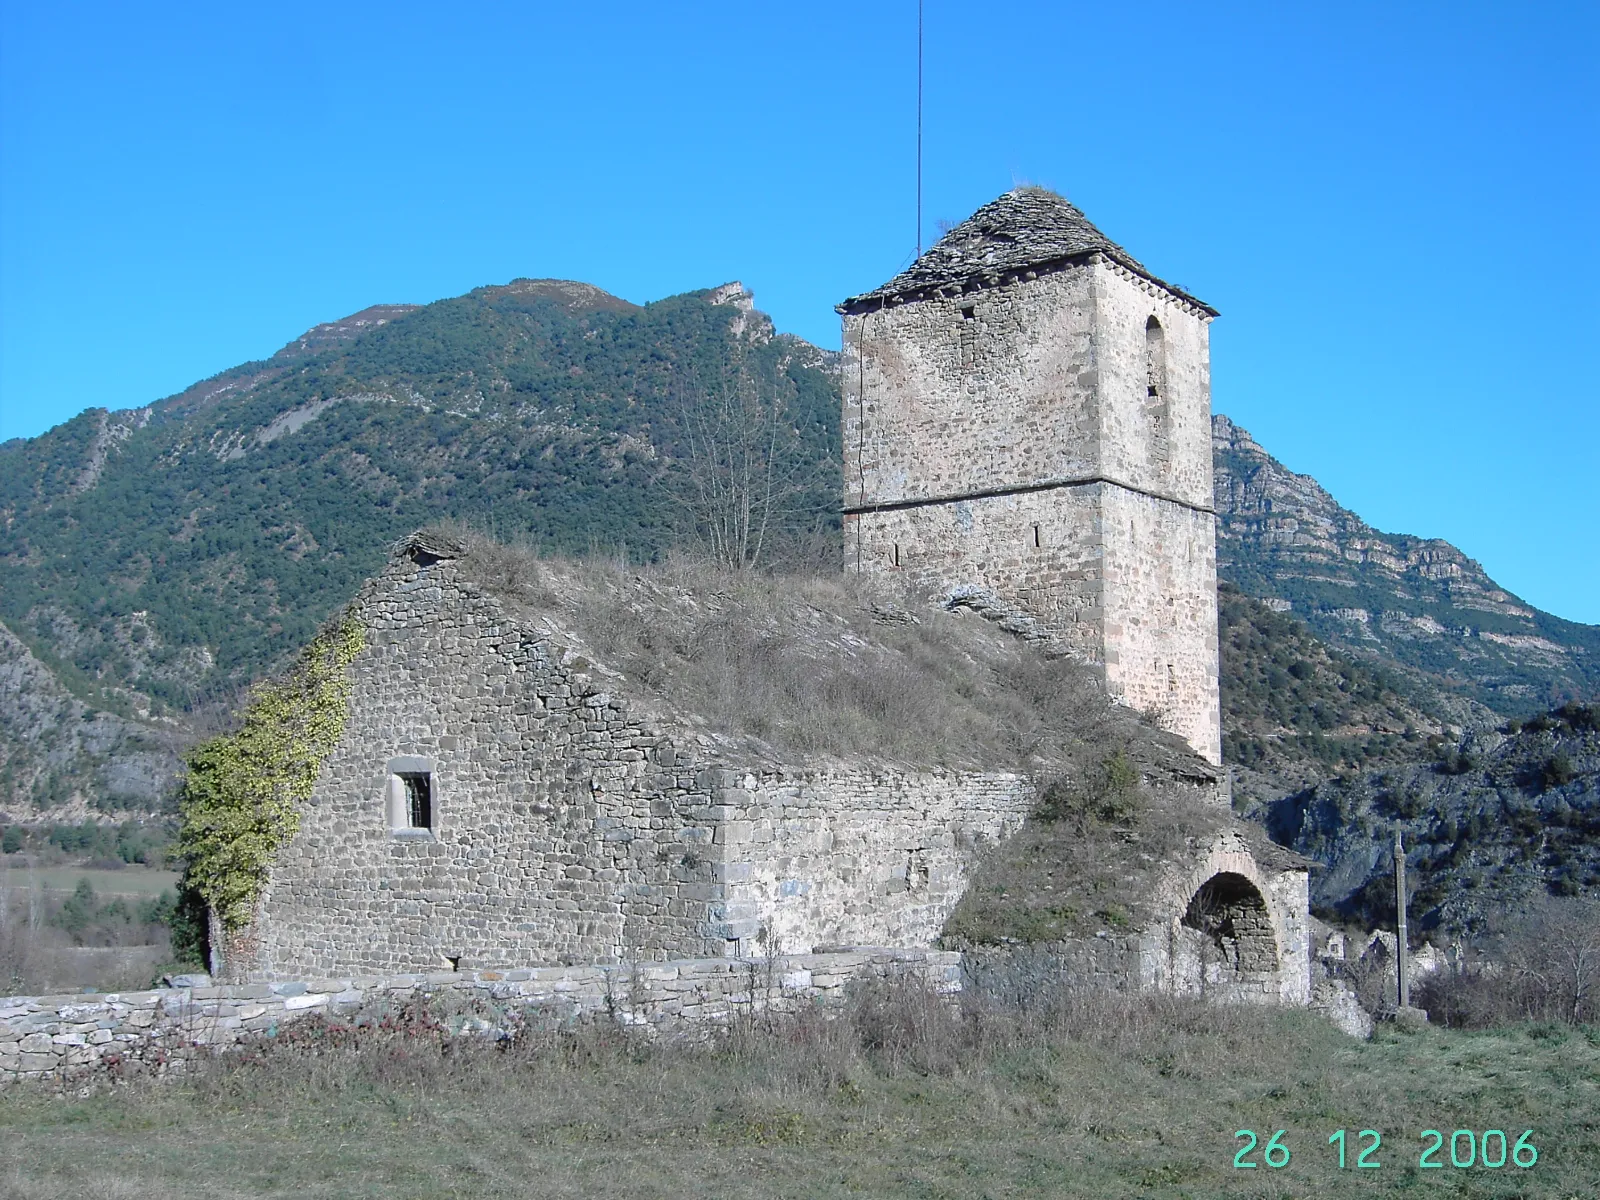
<box><xmin>0</xmin><ymin>866</ymin><xmax>178</xmax><ymax>898</ymax></box>
<box><xmin>0</xmin><ymin>987</ymin><xmax>1593</xmax><ymax>1199</ymax></box>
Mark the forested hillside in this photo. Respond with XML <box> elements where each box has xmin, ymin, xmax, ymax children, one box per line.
<box><xmin>0</xmin><ymin>280</ymin><xmax>838</xmax><ymax>814</ymax></box>
<box><xmin>1</xmin><ymin>277</ymin><xmax>1595</xmax><ymax>822</ymax></box>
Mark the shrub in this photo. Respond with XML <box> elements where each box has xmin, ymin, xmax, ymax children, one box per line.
<box><xmin>1033</xmin><ymin>750</ymin><xmax>1144</xmax><ymax>829</ymax></box>
<box><xmin>1540</xmin><ymin>753</ymin><xmax>1577</xmax><ymax>791</ymax></box>
<box><xmin>177</xmin><ymin>616</ymin><xmax>365</xmax><ymax>931</ymax></box>
<box><xmin>1416</xmin><ymin>896</ymin><xmax>1600</xmax><ymax>1028</ymax></box>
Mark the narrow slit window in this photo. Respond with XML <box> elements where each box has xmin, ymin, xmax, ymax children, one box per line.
<box><xmin>400</xmin><ymin>772</ymin><xmax>432</xmax><ymax>829</ymax></box>
<box><xmin>1145</xmin><ymin>315</ymin><xmax>1166</xmax><ymax>399</ymax></box>
<box><xmin>1145</xmin><ymin>315</ymin><xmax>1171</xmax><ymax>466</ymax></box>
<box><xmin>1032</xmin><ymin>523</ymin><xmax>1042</xmax><ymax>548</ymax></box>
<box><xmin>890</xmin><ymin>542</ymin><xmax>902</xmax><ymax>568</ymax></box>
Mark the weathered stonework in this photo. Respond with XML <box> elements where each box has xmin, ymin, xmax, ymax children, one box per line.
<box><xmin>0</xmin><ymin>949</ymin><xmax>963</xmax><ymax>1082</ymax></box>
<box><xmin>839</xmin><ymin>190</ymin><xmax>1222</xmax><ymax>762</ymax></box>
<box><xmin>207</xmin><ymin>534</ymin><xmax>1307</xmax><ymax>1011</ymax></box>
<box><xmin>233</xmin><ymin>540</ymin><xmax>1036</xmax><ymax>981</ymax></box>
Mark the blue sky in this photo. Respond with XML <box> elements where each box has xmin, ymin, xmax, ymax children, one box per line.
<box><xmin>2</xmin><ymin>1</ymin><xmax>1596</xmax><ymax>622</ymax></box>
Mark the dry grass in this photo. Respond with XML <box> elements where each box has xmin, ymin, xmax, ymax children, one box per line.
<box><xmin>453</xmin><ymin>529</ymin><xmax>1126</xmax><ymax>770</ymax></box>
<box><xmin>1</xmin><ymin>984</ymin><xmax>1594</xmax><ymax>1198</ymax></box>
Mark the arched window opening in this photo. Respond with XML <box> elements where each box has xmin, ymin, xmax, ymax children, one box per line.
<box><xmin>1145</xmin><ymin>315</ymin><xmax>1170</xmax><ymax>467</ymax></box>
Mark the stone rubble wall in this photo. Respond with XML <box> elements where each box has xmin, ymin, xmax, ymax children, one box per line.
<box><xmin>0</xmin><ymin>948</ymin><xmax>962</xmax><ymax>1083</ymax></box>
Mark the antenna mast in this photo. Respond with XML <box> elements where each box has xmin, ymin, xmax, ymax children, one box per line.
<box><xmin>916</xmin><ymin>0</ymin><xmax>923</xmax><ymax>257</ymax></box>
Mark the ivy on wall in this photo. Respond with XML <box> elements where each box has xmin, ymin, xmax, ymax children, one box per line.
<box><xmin>177</xmin><ymin>615</ymin><xmax>366</xmax><ymax>931</ymax></box>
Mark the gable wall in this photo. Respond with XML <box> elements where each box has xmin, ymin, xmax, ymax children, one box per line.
<box><xmin>249</xmin><ymin>555</ymin><xmax>723</xmax><ymax>979</ymax></box>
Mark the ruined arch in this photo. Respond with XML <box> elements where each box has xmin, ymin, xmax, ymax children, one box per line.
<box><xmin>1182</xmin><ymin>871</ymin><xmax>1279</xmax><ymax>976</ymax></box>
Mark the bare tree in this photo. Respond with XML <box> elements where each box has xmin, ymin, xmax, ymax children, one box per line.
<box><xmin>675</xmin><ymin>361</ymin><xmax>814</xmax><ymax>571</ymax></box>
<box><xmin>1419</xmin><ymin>895</ymin><xmax>1600</xmax><ymax>1027</ymax></box>
<box><xmin>1502</xmin><ymin>896</ymin><xmax>1600</xmax><ymax>1024</ymax></box>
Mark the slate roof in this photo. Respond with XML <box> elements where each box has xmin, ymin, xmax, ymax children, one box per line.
<box><xmin>838</xmin><ymin>187</ymin><xmax>1216</xmax><ymax>316</ymax></box>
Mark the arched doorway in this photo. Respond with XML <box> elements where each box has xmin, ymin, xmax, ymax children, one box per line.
<box><xmin>1177</xmin><ymin>872</ymin><xmax>1279</xmax><ymax>996</ymax></box>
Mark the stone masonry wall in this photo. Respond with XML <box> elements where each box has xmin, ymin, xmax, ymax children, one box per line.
<box><xmin>1100</xmin><ymin>485</ymin><xmax>1221</xmax><ymax>762</ymax></box>
<box><xmin>247</xmin><ymin>546</ymin><xmax>1037</xmax><ymax>980</ymax></box>
<box><xmin>1090</xmin><ymin>260</ymin><xmax>1214</xmax><ymax>511</ymax></box>
<box><xmin>1137</xmin><ymin>836</ymin><xmax>1311</xmax><ymax>1006</ymax></box>
<box><xmin>840</xmin><ymin>258</ymin><xmax>1212</xmax><ymax>517</ymax></box>
<box><xmin>0</xmin><ymin>949</ymin><xmax>962</xmax><ymax>1082</ymax></box>
<box><xmin>710</xmin><ymin>767</ymin><xmax>1033</xmax><ymax>955</ymax></box>
<box><xmin>254</xmin><ymin>549</ymin><xmax>714</xmax><ymax>978</ymax></box>
<box><xmin>842</xmin><ymin>263</ymin><xmax>1100</xmax><ymax>509</ymax></box>
<box><xmin>844</xmin><ymin>486</ymin><xmax>1107</xmax><ymax>666</ymax></box>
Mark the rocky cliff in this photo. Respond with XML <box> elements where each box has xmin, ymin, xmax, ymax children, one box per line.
<box><xmin>1267</xmin><ymin>703</ymin><xmax>1600</xmax><ymax>934</ymax></box>
<box><xmin>1213</xmin><ymin>415</ymin><xmax>1600</xmax><ymax>717</ymax></box>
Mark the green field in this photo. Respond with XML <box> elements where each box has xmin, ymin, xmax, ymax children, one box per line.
<box><xmin>0</xmin><ymin>989</ymin><xmax>1591</xmax><ymax>1199</ymax></box>
<box><xmin>0</xmin><ymin>865</ymin><xmax>178</xmax><ymax>898</ymax></box>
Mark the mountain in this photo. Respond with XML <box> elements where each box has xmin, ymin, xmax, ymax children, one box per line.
<box><xmin>0</xmin><ymin>279</ymin><xmax>839</xmax><ymax>818</ymax></box>
<box><xmin>1213</xmin><ymin>415</ymin><xmax>1600</xmax><ymax>718</ymax></box>
<box><xmin>1217</xmin><ymin>584</ymin><xmax>1458</xmax><ymax>811</ymax></box>
<box><xmin>2</xmin><ymin>279</ymin><xmax>1595</xmax><ymax>826</ymax></box>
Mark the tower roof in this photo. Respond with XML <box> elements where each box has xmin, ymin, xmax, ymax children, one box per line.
<box><xmin>837</xmin><ymin>187</ymin><xmax>1216</xmax><ymax>316</ymax></box>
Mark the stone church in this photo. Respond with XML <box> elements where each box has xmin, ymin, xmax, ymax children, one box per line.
<box><xmin>220</xmin><ymin>189</ymin><xmax>1310</xmax><ymax>1006</ymax></box>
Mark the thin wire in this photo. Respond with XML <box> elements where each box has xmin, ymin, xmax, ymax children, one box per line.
<box><xmin>916</xmin><ymin>0</ymin><xmax>923</xmax><ymax>257</ymax></box>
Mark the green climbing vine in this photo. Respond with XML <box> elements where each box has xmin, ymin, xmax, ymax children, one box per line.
<box><xmin>178</xmin><ymin>615</ymin><xmax>366</xmax><ymax>931</ymax></box>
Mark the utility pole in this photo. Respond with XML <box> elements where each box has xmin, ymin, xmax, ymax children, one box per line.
<box><xmin>916</xmin><ymin>0</ymin><xmax>923</xmax><ymax>256</ymax></box>
<box><xmin>1394</xmin><ymin>825</ymin><xmax>1410</xmax><ymax>1009</ymax></box>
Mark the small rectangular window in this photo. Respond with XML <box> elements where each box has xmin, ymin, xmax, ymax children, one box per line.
<box><xmin>386</xmin><ymin>756</ymin><xmax>438</xmax><ymax>837</ymax></box>
<box><xmin>961</xmin><ymin>306</ymin><xmax>975</xmax><ymax>320</ymax></box>
<box><xmin>400</xmin><ymin>773</ymin><xmax>432</xmax><ymax>828</ymax></box>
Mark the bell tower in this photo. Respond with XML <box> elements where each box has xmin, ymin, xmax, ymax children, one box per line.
<box><xmin>838</xmin><ymin>187</ymin><xmax>1222</xmax><ymax>763</ymax></box>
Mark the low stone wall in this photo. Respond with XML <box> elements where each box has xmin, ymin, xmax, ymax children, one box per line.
<box><xmin>0</xmin><ymin>948</ymin><xmax>960</xmax><ymax>1083</ymax></box>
